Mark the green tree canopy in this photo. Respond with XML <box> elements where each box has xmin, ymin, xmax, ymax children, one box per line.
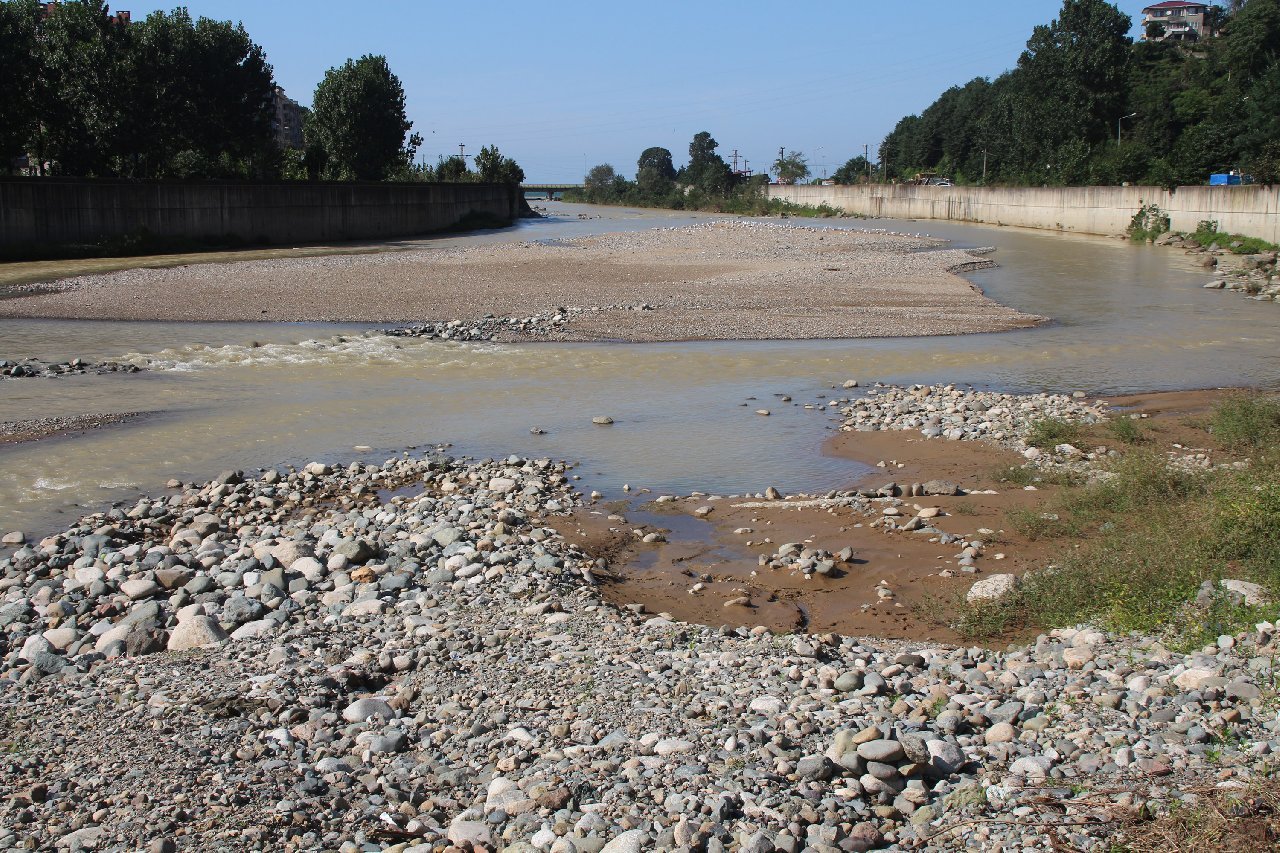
<box><xmin>1010</xmin><ymin>0</ymin><xmax>1132</xmax><ymax>174</ymax></box>
<box><xmin>1223</xmin><ymin>0</ymin><xmax>1280</xmax><ymax>78</ymax></box>
<box><xmin>772</xmin><ymin>149</ymin><xmax>810</xmax><ymax>184</ymax></box>
<box><xmin>872</xmin><ymin>0</ymin><xmax>1280</xmax><ymax>186</ymax></box>
<box><xmin>434</xmin><ymin>155</ymin><xmax>470</xmax><ymax>182</ymax></box>
<box><xmin>636</xmin><ymin>146</ymin><xmax>676</xmax><ymax>194</ymax></box>
<box><xmin>832</xmin><ymin>156</ymin><xmax>872</xmax><ymax>185</ymax></box>
<box><xmin>120</xmin><ymin>8</ymin><xmax>276</xmax><ymax>178</ymax></box>
<box><xmin>683</xmin><ymin>131</ymin><xmax>733</xmax><ymax>195</ymax></box>
<box><xmin>584</xmin><ymin>163</ymin><xmax>618</xmax><ymax>193</ymax></box>
<box><xmin>473</xmin><ymin>144</ymin><xmax>525</xmax><ymax>184</ymax></box>
<box><xmin>32</xmin><ymin>0</ymin><xmax>131</xmax><ymax>176</ymax></box>
<box><xmin>0</xmin><ymin>0</ymin><xmax>40</xmax><ymax>171</ymax></box>
<box><xmin>309</xmin><ymin>55</ymin><xmax>418</xmax><ymax>180</ymax></box>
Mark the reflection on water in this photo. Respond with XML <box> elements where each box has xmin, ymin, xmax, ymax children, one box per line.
<box><xmin>1</xmin><ymin>203</ymin><xmax>1276</xmax><ymax>537</ymax></box>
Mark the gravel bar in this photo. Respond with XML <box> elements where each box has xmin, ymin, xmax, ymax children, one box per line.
<box><xmin>0</xmin><ymin>222</ymin><xmax>1043</xmax><ymax>341</ymax></box>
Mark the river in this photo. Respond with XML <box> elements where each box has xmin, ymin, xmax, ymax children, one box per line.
<box><xmin>1</xmin><ymin>202</ymin><xmax>1276</xmax><ymax>537</ymax></box>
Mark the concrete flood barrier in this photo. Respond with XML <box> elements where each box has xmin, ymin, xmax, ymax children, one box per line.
<box><xmin>0</xmin><ymin>178</ymin><xmax>522</xmax><ymax>259</ymax></box>
<box><xmin>767</xmin><ymin>183</ymin><xmax>1280</xmax><ymax>244</ymax></box>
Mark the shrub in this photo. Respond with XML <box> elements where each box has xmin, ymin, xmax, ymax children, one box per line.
<box><xmin>1128</xmin><ymin>203</ymin><xmax>1170</xmax><ymax>242</ymax></box>
<box><xmin>1025</xmin><ymin>418</ymin><xmax>1083</xmax><ymax>449</ymax></box>
<box><xmin>1106</xmin><ymin>416</ymin><xmax>1146</xmax><ymax>444</ymax></box>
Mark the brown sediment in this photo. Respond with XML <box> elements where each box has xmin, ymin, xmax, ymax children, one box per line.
<box><xmin>552</xmin><ymin>387</ymin><xmax>1242</xmax><ymax>642</ymax></box>
<box><xmin>0</xmin><ymin>222</ymin><xmax>1043</xmax><ymax>340</ymax></box>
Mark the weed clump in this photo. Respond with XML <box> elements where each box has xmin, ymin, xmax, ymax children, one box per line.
<box><xmin>1106</xmin><ymin>416</ymin><xmax>1146</xmax><ymax>445</ymax></box>
<box><xmin>1025</xmin><ymin>418</ymin><xmax>1083</xmax><ymax>450</ymax></box>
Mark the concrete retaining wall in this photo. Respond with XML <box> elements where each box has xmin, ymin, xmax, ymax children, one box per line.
<box><xmin>0</xmin><ymin>178</ymin><xmax>520</xmax><ymax>256</ymax></box>
<box><xmin>767</xmin><ymin>184</ymin><xmax>1280</xmax><ymax>244</ymax></box>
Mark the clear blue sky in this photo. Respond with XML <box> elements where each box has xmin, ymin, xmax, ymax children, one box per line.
<box><xmin>114</xmin><ymin>0</ymin><xmax>1160</xmax><ymax>181</ymax></box>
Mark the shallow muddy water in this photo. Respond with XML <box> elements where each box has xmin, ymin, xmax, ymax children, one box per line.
<box><xmin>1</xmin><ymin>202</ymin><xmax>1276</xmax><ymax>537</ymax></box>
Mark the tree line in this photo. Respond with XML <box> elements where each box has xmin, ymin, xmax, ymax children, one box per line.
<box><xmin>0</xmin><ymin>0</ymin><xmax>522</xmax><ymax>183</ymax></box>
<box><xmin>878</xmin><ymin>0</ymin><xmax>1280</xmax><ymax>186</ymax></box>
<box><xmin>572</xmin><ymin>132</ymin><xmax>778</xmax><ymax>213</ymax></box>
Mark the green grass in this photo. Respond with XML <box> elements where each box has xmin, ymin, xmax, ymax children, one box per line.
<box><xmin>1105</xmin><ymin>416</ymin><xmax>1147</xmax><ymax>445</ymax></box>
<box><xmin>1209</xmin><ymin>394</ymin><xmax>1280</xmax><ymax>452</ymax></box>
<box><xmin>1190</xmin><ymin>229</ymin><xmax>1279</xmax><ymax>255</ymax></box>
<box><xmin>1025</xmin><ymin>417</ymin><xmax>1084</xmax><ymax>450</ymax></box>
<box><xmin>943</xmin><ymin>401</ymin><xmax>1280</xmax><ymax>644</ymax></box>
<box><xmin>993</xmin><ymin>464</ymin><xmax>1086</xmax><ymax>488</ymax></box>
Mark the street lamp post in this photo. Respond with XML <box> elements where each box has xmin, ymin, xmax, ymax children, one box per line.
<box><xmin>1117</xmin><ymin>113</ymin><xmax>1137</xmax><ymax>145</ymax></box>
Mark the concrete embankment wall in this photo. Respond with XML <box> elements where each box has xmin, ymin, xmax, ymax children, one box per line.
<box><xmin>767</xmin><ymin>184</ymin><xmax>1280</xmax><ymax>244</ymax></box>
<box><xmin>0</xmin><ymin>178</ymin><xmax>520</xmax><ymax>257</ymax></box>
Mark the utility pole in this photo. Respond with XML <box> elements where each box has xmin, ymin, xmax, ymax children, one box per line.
<box><xmin>864</xmin><ymin>143</ymin><xmax>870</xmax><ymax>181</ymax></box>
<box><xmin>982</xmin><ymin>149</ymin><xmax>988</xmax><ymax>184</ymax></box>
<box><xmin>458</xmin><ymin>143</ymin><xmax>466</xmax><ymax>160</ymax></box>
<box><xmin>731</xmin><ymin>149</ymin><xmax>740</xmax><ymax>172</ymax></box>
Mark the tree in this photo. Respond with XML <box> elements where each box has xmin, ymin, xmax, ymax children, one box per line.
<box><xmin>32</xmin><ymin>0</ymin><xmax>131</xmax><ymax>176</ymax></box>
<box><xmin>684</xmin><ymin>131</ymin><xmax>733</xmax><ymax>195</ymax></box>
<box><xmin>584</xmin><ymin>163</ymin><xmax>618</xmax><ymax>194</ymax></box>
<box><xmin>120</xmin><ymin>9</ymin><xmax>276</xmax><ymax>178</ymax></box>
<box><xmin>1145</xmin><ymin>20</ymin><xmax>1166</xmax><ymax>40</ymax></box>
<box><xmin>309</xmin><ymin>55</ymin><xmax>417</xmax><ymax>180</ymax></box>
<box><xmin>1223</xmin><ymin>0</ymin><xmax>1280</xmax><ymax>80</ymax></box>
<box><xmin>1010</xmin><ymin>0</ymin><xmax>1132</xmax><ymax>172</ymax></box>
<box><xmin>473</xmin><ymin>144</ymin><xmax>524</xmax><ymax>184</ymax></box>
<box><xmin>832</xmin><ymin>155</ymin><xmax>871</xmax><ymax>184</ymax></box>
<box><xmin>772</xmin><ymin>150</ymin><xmax>809</xmax><ymax>184</ymax></box>
<box><xmin>435</xmin><ymin>155</ymin><xmax>470</xmax><ymax>182</ymax></box>
<box><xmin>636</xmin><ymin>146</ymin><xmax>676</xmax><ymax>194</ymax></box>
<box><xmin>0</xmin><ymin>0</ymin><xmax>39</xmax><ymax>171</ymax></box>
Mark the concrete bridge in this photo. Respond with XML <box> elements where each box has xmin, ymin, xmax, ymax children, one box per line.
<box><xmin>521</xmin><ymin>184</ymin><xmax>583</xmax><ymax>199</ymax></box>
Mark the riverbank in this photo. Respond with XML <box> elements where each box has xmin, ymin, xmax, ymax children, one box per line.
<box><xmin>557</xmin><ymin>385</ymin><xmax>1243</xmax><ymax>644</ymax></box>
<box><xmin>2</xmin><ymin>399</ymin><xmax>1278</xmax><ymax>851</ymax></box>
<box><xmin>0</xmin><ymin>221</ymin><xmax>1042</xmax><ymax>341</ymax></box>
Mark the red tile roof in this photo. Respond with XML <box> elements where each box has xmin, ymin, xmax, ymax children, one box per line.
<box><xmin>1143</xmin><ymin>1</ymin><xmax>1204</xmax><ymax>9</ymax></box>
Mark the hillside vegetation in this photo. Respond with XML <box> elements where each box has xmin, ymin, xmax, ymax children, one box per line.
<box><xmin>880</xmin><ymin>0</ymin><xmax>1280</xmax><ymax>186</ymax></box>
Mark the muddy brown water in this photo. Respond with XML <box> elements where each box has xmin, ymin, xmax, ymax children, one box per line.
<box><xmin>1</xmin><ymin>203</ymin><xmax>1276</xmax><ymax>546</ymax></box>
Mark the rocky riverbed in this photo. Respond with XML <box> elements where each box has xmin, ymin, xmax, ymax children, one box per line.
<box><xmin>3</xmin><ymin>391</ymin><xmax>1278</xmax><ymax>852</ymax></box>
<box><xmin>1</xmin><ymin>357</ymin><xmax>143</xmax><ymax>380</ymax></box>
<box><xmin>1149</xmin><ymin>230</ymin><xmax>1279</xmax><ymax>304</ymax></box>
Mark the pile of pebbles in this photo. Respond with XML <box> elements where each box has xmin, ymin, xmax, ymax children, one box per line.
<box><xmin>0</xmin><ymin>357</ymin><xmax>143</xmax><ymax>380</ymax></box>
<box><xmin>838</xmin><ymin>383</ymin><xmax>1105</xmax><ymax>449</ymax></box>
<box><xmin>3</xmin><ymin>438</ymin><xmax>1279</xmax><ymax>851</ymax></box>
<box><xmin>383</xmin><ymin>314</ymin><xmax>578</xmax><ymax>343</ymax></box>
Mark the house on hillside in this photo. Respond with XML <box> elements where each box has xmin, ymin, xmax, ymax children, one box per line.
<box><xmin>1140</xmin><ymin>2</ymin><xmax>1214</xmax><ymax>42</ymax></box>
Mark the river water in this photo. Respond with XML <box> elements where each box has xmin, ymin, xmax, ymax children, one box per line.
<box><xmin>2</xmin><ymin>203</ymin><xmax>1276</xmax><ymax>537</ymax></box>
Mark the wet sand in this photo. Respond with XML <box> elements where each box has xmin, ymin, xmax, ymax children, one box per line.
<box><xmin>0</xmin><ymin>221</ymin><xmax>1043</xmax><ymax>341</ymax></box>
<box><xmin>556</xmin><ymin>387</ymin><xmax>1238</xmax><ymax>642</ymax></box>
